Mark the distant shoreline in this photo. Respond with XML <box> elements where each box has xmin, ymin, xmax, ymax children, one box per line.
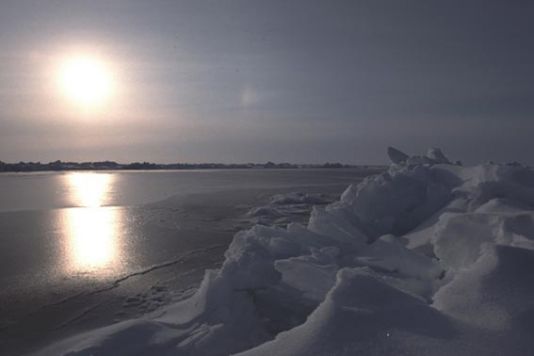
<box><xmin>0</xmin><ymin>160</ymin><xmax>384</xmax><ymax>173</ymax></box>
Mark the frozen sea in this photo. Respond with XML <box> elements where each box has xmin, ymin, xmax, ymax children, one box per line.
<box><xmin>0</xmin><ymin>168</ymin><xmax>381</xmax><ymax>355</ymax></box>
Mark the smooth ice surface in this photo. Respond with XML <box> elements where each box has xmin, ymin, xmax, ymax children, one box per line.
<box><xmin>34</xmin><ymin>148</ymin><xmax>534</xmax><ymax>356</ymax></box>
<box><xmin>1</xmin><ymin>168</ymin><xmax>378</xmax><ymax>355</ymax></box>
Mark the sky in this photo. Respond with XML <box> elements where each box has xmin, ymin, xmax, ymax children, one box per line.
<box><xmin>0</xmin><ymin>0</ymin><xmax>533</xmax><ymax>164</ymax></box>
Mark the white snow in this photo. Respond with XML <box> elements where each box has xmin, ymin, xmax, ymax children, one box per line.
<box><xmin>34</xmin><ymin>147</ymin><xmax>534</xmax><ymax>356</ymax></box>
<box><xmin>246</xmin><ymin>191</ymin><xmax>335</xmax><ymax>227</ymax></box>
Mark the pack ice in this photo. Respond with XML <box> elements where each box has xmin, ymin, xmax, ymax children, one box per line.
<box><xmin>36</xmin><ymin>147</ymin><xmax>534</xmax><ymax>356</ymax></box>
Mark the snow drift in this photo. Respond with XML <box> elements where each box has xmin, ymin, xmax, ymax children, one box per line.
<box><xmin>35</xmin><ymin>147</ymin><xmax>534</xmax><ymax>356</ymax></box>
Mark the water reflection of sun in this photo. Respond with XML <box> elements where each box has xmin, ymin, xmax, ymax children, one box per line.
<box><xmin>68</xmin><ymin>172</ymin><xmax>112</xmax><ymax>207</ymax></box>
<box><xmin>62</xmin><ymin>172</ymin><xmax>124</xmax><ymax>275</ymax></box>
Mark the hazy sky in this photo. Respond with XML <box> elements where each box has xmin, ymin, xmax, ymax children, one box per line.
<box><xmin>0</xmin><ymin>0</ymin><xmax>533</xmax><ymax>164</ymax></box>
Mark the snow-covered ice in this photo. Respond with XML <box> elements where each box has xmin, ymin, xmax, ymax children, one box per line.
<box><xmin>246</xmin><ymin>191</ymin><xmax>335</xmax><ymax>227</ymax></box>
<box><xmin>34</xmin><ymin>147</ymin><xmax>534</xmax><ymax>356</ymax></box>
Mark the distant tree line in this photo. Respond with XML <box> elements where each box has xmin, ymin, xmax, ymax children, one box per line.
<box><xmin>0</xmin><ymin>160</ymin><xmax>372</xmax><ymax>172</ymax></box>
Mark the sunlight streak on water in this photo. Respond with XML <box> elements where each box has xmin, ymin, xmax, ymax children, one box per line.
<box><xmin>68</xmin><ymin>172</ymin><xmax>113</xmax><ymax>207</ymax></box>
<box><xmin>61</xmin><ymin>172</ymin><xmax>124</xmax><ymax>275</ymax></box>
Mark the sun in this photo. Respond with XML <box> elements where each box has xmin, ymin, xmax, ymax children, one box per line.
<box><xmin>58</xmin><ymin>55</ymin><xmax>115</xmax><ymax>108</ymax></box>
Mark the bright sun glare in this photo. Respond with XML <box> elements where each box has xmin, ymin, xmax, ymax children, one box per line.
<box><xmin>58</xmin><ymin>55</ymin><xmax>115</xmax><ymax>108</ymax></box>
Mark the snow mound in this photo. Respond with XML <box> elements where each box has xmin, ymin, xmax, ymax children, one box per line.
<box><xmin>246</xmin><ymin>192</ymin><xmax>335</xmax><ymax>227</ymax></box>
<box><xmin>35</xmin><ymin>147</ymin><xmax>534</xmax><ymax>356</ymax></box>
